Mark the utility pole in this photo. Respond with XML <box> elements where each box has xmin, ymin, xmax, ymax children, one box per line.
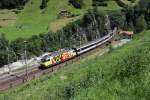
<box><xmin>80</xmin><ymin>34</ymin><xmax>82</xmax><ymax>59</ymax></box>
<box><xmin>79</xmin><ymin>32</ymin><xmax>81</xmax><ymax>51</ymax></box>
<box><xmin>10</xmin><ymin>50</ymin><xmax>17</xmax><ymax>61</ymax></box>
<box><xmin>6</xmin><ymin>46</ymin><xmax>18</xmax><ymax>75</ymax></box>
<box><xmin>6</xmin><ymin>47</ymin><xmax>11</xmax><ymax>74</ymax></box>
<box><xmin>60</xmin><ymin>32</ymin><xmax>62</xmax><ymax>49</ymax></box>
<box><xmin>24</xmin><ymin>41</ymin><xmax>28</xmax><ymax>80</ymax></box>
<box><xmin>77</xmin><ymin>25</ymin><xmax>82</xmax><ymax>59</ymax></box>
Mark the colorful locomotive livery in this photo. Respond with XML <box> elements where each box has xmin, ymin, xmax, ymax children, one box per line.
<box><xmin>40</xmin><ymin>48</ymin><xmax>77</xmax><ymax>68</ymax></box>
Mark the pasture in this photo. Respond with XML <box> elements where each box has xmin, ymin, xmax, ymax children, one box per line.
<box><xmin>0</xmin><ymin>0</ymin><xmax>92</xmax><ymax>40</ymax></box>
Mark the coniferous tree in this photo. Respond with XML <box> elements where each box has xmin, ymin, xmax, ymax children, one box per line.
<box><xmin>135</xmin><ymin>15</ymin><xmax>147</xmax><ymax>33</ymax></box>
<box><xmin>69</xmin><ymin>0</ymin><xmax>84</xmax><ymax>9</ymax></box>
<box><xmin>40</xmin><ymin>0</ymin><xmax>49</xmax><ymax>9</ymax></box>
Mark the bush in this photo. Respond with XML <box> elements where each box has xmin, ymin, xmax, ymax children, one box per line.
<box><xmin>116</xmin><ymin>0</ymin><xmax>127</xmax><ymax>8</ymax></box>
<box><xmin>68</xmin><ymin>0</ymin><xmax>84</xmax><ymax>9</ymax></box>
<box><xmin>40</xmin><ymin>0</ymin><xmax>49</xmax><ymax>9</ymax></box>
<box><xmin>0</xmin><ymin>0</ymin><xmax>28</xmax><ymax>9</ymax></box>
<box><xmin>92</xmin><ymin>2</ymin><xmax>108</xmax><ymax>7</ymax></box>
<box><xmin>135</xmin><ymin>15</ymin><xmax>147</xmax><ymax>33</ymax></box>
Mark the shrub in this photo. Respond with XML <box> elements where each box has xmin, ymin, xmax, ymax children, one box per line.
<box><xmin>92</xmin><ymin>2</ymin><xmax>108</xmax><ymax>7</ymax></box>
<box><xmin>40</xmin><ymin>0</ymin><xmax>49</xmax><ymax>9</ymax></box>
<box><xmin>0</xmin><ymin>0</ymin><xmax>28</xmax><ymax>9</ymax></box>
<box><xmin>68</xmin><ymin>0</ymin><xmax>84</xmax><ymax>9</ymax></box>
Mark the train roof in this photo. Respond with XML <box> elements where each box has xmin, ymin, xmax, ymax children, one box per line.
<box><xmin>51</xmin><ymin>48</ymin><xmax>73</xmax><ymax>56</ymax></box>
<box><xmin>41</xmin><ymin>48</ymin><xmax>74</xmax><ymax>59</ymax></box>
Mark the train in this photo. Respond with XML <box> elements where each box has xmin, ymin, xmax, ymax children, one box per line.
<box><xmin>39</xmin><ymin>28</ymin><xmax>117</xmax><ymax>69</ymax></box>
<box><xmin>40</xmin><ymin>48</ymin><xmax>77</xmax><ymax>68</ymax></box>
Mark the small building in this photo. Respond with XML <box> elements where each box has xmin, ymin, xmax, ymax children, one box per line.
<box><xmin>119</xmin><ymin>31</ymin><xmax>134</xmax><ymax>39</ymax></box>
<box><xmin>58</xmin><ymin>9</ymin><xmax>72</xmax><ymax>17</ymax></box>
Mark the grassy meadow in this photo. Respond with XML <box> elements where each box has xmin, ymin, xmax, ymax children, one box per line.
<box><xmin>0</xmin><ymin>0</ymin><xmax>123</xmax><ymax>40</ymax></box>
<box><xmin>0</xmin><ymin>30</ymin><xmax>150</xmax><ymax>99</ymax></box>
<box><xmin>0</xmin><ymin>0</ymin><xmax>92</xmax><ymax>40</ymax></box>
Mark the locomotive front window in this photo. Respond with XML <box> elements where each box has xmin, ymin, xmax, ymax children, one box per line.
<box><xmin>41</xmin><ymin>55</ymin><xmax>52</xmax><ymax>62</ymax></box>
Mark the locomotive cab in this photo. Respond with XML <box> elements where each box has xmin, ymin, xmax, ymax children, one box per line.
<box><xmin>39</xmin><ymin>48</ymin><xmax>77</xmax><ymax>69</ymax></box>
<box><xmin>40</xmin><ymin>55</ymin><xmax>54</xmax><ymax>69</ymax></box>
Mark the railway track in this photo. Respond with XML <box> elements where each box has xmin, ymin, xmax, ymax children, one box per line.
<box><xmin>0</xmin><ymin>49</ymin><xmax>100</xmax><ymax>91</ymax></box>
<box><xmin>0</xmin><ymin>28</ymin><xmax>117</xmax><ymax>91</ymax></box>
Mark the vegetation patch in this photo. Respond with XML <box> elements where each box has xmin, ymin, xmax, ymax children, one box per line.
<box><xmin>120</xmin><ymin>0</ymin><xmax>140</xmax><ymax>6</ymax></box>
<box><xmin>49</xmin><ymin>16</ymin><xmax>80</xmax><ymax>32</ymax></box>
<box><xmin>97</xmin><ymin>1</ymin><xmax>122</xmax><ymax>11</ymax></box>
<box><xmin>0</xmin><ymin>0</ymin><xmax>28</xmax><ymax>9</ymax></box>
<box><xmin>0</xmin><ymin>10</ymin><xmax>17</xmax><ymax>27</ymax></box>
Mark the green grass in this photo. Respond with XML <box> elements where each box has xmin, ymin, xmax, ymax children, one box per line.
<box><xmin>0</xmin><ymin>0</ymin><xmax>92</xmax><ymax>40</ymax></box>
<box><xmin>49</xmin><ymin>16</ymin><xmax>81</xmax><ymax>32</ymax></box>
<box><xmin>0</xmin><ymin>30</ymin><xmax>150</xmax><ymax>100</ymax></box>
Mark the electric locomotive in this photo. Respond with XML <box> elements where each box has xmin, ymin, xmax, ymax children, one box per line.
<box><xmin>40</xmin><ymin>48</ymin><xmax>77</xmax><ymax>68</ymax></box>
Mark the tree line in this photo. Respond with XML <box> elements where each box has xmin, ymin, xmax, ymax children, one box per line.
<box><xmin>0</xmin><ymin>0</ymin><xmax>28</xmax><ymax>9</ymax></box>
<box><xmin>69</xmin><ymin>0</ymin><xmax>84</xmax><ymax>9</ymax></box>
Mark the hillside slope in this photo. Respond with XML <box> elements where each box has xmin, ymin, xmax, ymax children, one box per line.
<box><xmin>0</xmin><ymin>0</ymin><xmax>92</xmax><ymax>40</ymax></box>
<box><xmin>0</xmin><ymin>30</ymin><xmax>150</xmax><ymax>99</ymax></box>
<box><xmin>0</xmin><ymin>0</ymin><xmax>123</xmax><ymax>40</ymax></box>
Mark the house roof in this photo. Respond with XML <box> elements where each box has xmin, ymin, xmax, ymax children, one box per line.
<box><xmin>119</xmin><ymin>31</ymin><xmax>134</xmax><ymax>35</ymax></box>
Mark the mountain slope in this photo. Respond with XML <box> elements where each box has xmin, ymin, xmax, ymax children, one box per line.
<box><xmin>0</xmin><ymin>0</ymin><xmax>123</xmax><ymax>40</ymax></box>
<box><xmin>0</xmin><ymin>0</ymin><xmax>92</xmax><ymax>40</ymax></box>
